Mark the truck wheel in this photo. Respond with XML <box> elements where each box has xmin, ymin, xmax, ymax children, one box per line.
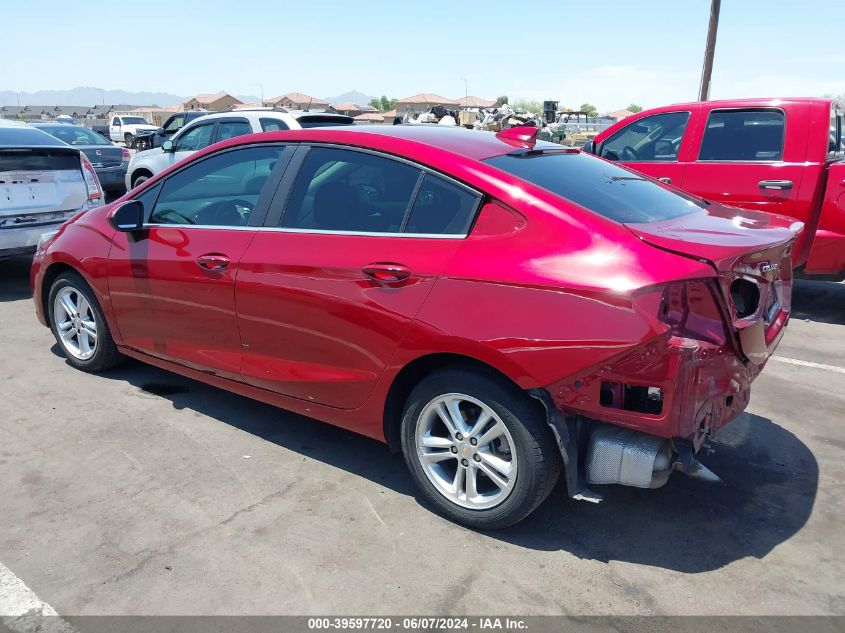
<box><xmin>48</xmin><ymin>271</ymin><xmax>124</xmax><ymax>372</ymax></box>
<box><xmin>400</xmin><ymin>367</ymin><xmax>561</xmax><ymax>529</ymax></box>
<box><xmin>124</xmin><ymin>133</ymin><xmax>135</xmax><ymax>149</ymax></box>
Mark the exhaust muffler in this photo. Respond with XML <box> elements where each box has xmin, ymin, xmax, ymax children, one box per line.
<box><xmin>584</xmin><ymin>426</ymin><xmax>720</xmax><ymax>489</ymax></box>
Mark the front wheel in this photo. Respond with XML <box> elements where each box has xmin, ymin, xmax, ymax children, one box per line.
<box><xmin>400</xmin><ymin>368</ymin><xmax>561</xmax><ymax>529</ymax></box>
<box><xmin>48</xmin><ymin>272</ymin><xmax>124</xmax><ymax>372</ymax></box>
<box><xmin>124</xmin><ymin>133</ymin><xmax>135</xmax><ymax>149</ymax></box>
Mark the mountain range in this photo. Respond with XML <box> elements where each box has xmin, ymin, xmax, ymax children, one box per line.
<box><xmin>0</xmin><ymin>87</ymin><xmax>378</xmax><ymax>107</ymax></box>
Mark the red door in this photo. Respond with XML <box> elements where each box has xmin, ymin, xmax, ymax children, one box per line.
<box><xmin>108</xmin><ymin>227</ymin><xmax>256</xmax><ymax>378</ymax></box>
<box><xmin>235</xmin><ymin>145</ymin><xmax>480</xmax><ymax>409</ymax></box>
<box><xmin>598</xmin><ymin>108</ymin><xmax>699</xmax><ymax>186</ymax></box>
<box><xmin>680</xmin><ymin>106</ymin><xmax>807</xmax><ymax>218</ymax></box>
<box><xmin>107</xmin><ymin>144</ymin><xmax>286</xmax><ymax>378</ymax></box>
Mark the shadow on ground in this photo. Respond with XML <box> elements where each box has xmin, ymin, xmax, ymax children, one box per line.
<box><xmin>792</xmin><ymin>278</ymin><xmax>845</xmax><ymax>326</ymax></box>
<box><xmin>62</xmin><ymin>348</ymin><xmax>817</xmax><ymax>575</ymax></box>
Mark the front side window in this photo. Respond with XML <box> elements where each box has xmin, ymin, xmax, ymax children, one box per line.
<box><xmin>281</xmin><ymin>147</ymin><xmax>421</xmax><ymax>233</ymax></box>
<box><xmin>148</xmin><ymin>146</ymin><xmax>283</xmax><ymax>227</ymax></box>
<box><xmin>600</xmin><ymin>111</ymin><xmax>690</xmax><ymax>162</ymax></box>
<box><xmin>111</xmin><ymin>117</ymin><xmax>120</xmax><ymax>126</ymax></box>
<box><xmin>485</xmin><ymin>151</ymin><xmax>703</xmax><ymax>224</ymax></box>
<box><xmin>830</xmin><ymin>107</ymin><xmax>843</xmax><ymax>156</ymax></box>
<box><xmin>174</xmin><ymin>123</ymin><xmax>215</xmax><ymax>152</ymax></box>
<box><xmin>163</xmin><ymin>115</ymin><xmax>183</xmax><ymax>132</ymax></box>
<box><xmin>215</xmin><ymin>119</ymin><xmax>252</xmax><ymax>142</ymax></box>
<box><xmin>698</xmin><ymin>109</ymin><xmax>785</xmax><ymax>161</ymax></box>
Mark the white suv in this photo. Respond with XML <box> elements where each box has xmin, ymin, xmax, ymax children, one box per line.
<box><xmin>125</xmin><ymin>109</ymin><xmax>353</xmax><ymax>189</ymax></box>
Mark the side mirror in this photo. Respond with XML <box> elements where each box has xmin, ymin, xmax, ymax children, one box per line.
<box><xmin>581</xmin><ymin>140</ymin><xmax>595</xmax><ymax>154</ymax></box>
<box><xmin>162</xmin><ymin>139</ymin><xmax>175</xmax><ymax>153</ymax></box>
<box><xmin>109</xmin><ymin>200</ymin><xmax>144</xmax><ymax>232</ymax></box>
<box><xmin>156</xmin><ymin>127</ymin><xmax>165</xmax><ymax>135</ymax></box>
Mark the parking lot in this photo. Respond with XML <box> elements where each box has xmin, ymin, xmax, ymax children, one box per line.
<box><xmin>0</xmin><ymin>255</ymin><xmax>843</xmax><ymax>616</ymax></box>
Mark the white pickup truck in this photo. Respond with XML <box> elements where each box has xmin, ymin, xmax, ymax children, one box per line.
<box><xmin>108</xmin><ymin>115</ymin><xmax>158</xmax><ymax>149</ymax></box>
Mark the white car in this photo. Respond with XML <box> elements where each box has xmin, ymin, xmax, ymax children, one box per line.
<box><xmin>125</xmin><ymin>109</ymin><xmax>354</xmax><ymax>189</ymax></box>
<box><xmin>0</xmin><ymin>120</ymin><xmax>103</xmax><ymax>257</ymax></box>
<box><xmin>108</xmin><ymin>115</ymin><xmax>159</xmax><ymax>148</ymax></box>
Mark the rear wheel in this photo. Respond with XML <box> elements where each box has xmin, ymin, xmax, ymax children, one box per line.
<box><xmin>124</xmin><ymin>133</ymin><xmax>135</xmax><ymax>149</ymax></box>
<box><xmin>400</xmin><ymin>367</ymin><xmax>561</xmax><ymax>529</ymax></box>
<box><xmin>48</xmin><ymin>272</ymin><xmax>124</xmax><ymax>372</ymax></box>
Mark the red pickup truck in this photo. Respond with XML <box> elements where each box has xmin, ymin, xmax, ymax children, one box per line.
<box><xmin>584</xmin><ymin>98</ymin><xmax>845</xmax><ymax>276</ymax></box>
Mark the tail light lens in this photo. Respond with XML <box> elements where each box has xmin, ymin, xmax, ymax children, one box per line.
<box><xmin>659</xmin><ymin>279</ymin><xmax>728</xmax><ymax>345</ymax></box>
<box><xmin>121</xmin><ymin>148</ymin><xmax>131</xmax><ymax>161</ymax></box>
<box><xmin>80</xmin><ymin>153</ymin><xmax>103</xmax><ymax>203</ymax></box>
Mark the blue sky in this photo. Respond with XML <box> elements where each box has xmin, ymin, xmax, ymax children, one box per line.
<box><xmin>2</xmin><ymin>0</ymin><xmax>842</xmax><ymax>110</ymax></box>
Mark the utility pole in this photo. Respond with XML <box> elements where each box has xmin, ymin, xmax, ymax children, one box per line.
<box><xmin>698</xmin><ymin>0</ymin><xmax>721</xmax><ymax>101</ymax></box>
<box><xmin>256</xmin><ymin>83</ymin><xmax>264</xmax><ymax>106</ymax></box>
<box><xmin>461</xmin><ymin>78</ymin><xmax>468</xmax><ymax>107</ymax></box>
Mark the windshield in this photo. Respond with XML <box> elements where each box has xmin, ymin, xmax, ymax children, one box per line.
<box><xmin>37</xmin><ymin>125</ymin><xmax>111</xmax><ymax>146</ymax></box>
<box><xmin>122</xmin><ymin>117</ymin><xmax>149</xmax><ymax>125</ymax></box>
<box><xmin>485</xmin><ymin>151</ymin><xmax>703</xmax><ymax>224</ymax></box>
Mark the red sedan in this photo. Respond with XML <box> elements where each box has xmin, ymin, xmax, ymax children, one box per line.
<box><xmin>31</xmin><ymin>125</ymin><xmax>799</xmax><ymax>528</ymax></box>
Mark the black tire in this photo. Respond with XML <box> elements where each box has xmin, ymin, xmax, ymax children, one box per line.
<box><xmin>48</xmin><ymin>271</ymin><xmax>124</xmax><ymax>372</ymax></box>
<box><xmin>132</xmin><ymin>174</ymin><xmax>149</xmax><ymax>188</ymax></box>
<box><xmin>124</xmin><ymin>133</ymin><xmax>135</xmax><ymax>149</ymax></box>
<box><xmin>400</xmin><ymin>367</ymin><xmax>561</xmax><ymax>529</ymax></box>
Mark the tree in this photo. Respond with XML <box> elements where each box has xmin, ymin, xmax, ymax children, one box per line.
<box><xmin>627</xmin><ymin>103</ymin><xmax>643</xmax><ymax>113</ymax></box>
<box><xmin>495</xmin><ymin>95</ymin><xmax>509</xmax><ymax>107</ymax></box>
<box><xmin>579</xmin><ymin>103</ymin><xmax>598</xmax><ymax>117</ymax></box>
<box><xmin>368</xmin><ymin>98</ymin><xmax>380</xmax><ymax>110</ymax></box>
<box><xmin>379</xmin><ymin>96</ymin><xmax>397</xmax><ymax>112</ymax></box>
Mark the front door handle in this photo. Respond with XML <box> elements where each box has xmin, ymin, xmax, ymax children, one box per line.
<box><xmin>196</xmin><ymin>254</ymin><xmax>230</xmax><ymax>271</ymax></box>
<box><xmin>657</xmin><ymin>176</ymin><xmax>672</xmax><ymax>184</ymax></box>
<box><xmin>758</xmin><ymin>180</ymin><xmax>793</xmax><ymax>191</ymax></box>
<box><xmin>362</xmin><ymin>262</ymin><xmax>411</xmax><ymax>283</ymax></box>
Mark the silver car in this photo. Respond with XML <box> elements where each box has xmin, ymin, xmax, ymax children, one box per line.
<box><xmin>0</xmin><ymin>120</ymin><xmax>104</xmax><ymax>257</ymax></box>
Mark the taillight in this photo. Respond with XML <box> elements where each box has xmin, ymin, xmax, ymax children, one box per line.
<box><xmin>659</xmin><ymin>280</ymin><xmax>728</xmax><ymax>345</ymax></box>
<box><xmin>80</xmin><ymin>153</ymin><xmax>103</xmax><ymax>202</ymax></box>
<box><xmin>121</xmin><ymin>148</ymin><xmax>131</xmax><ymax>161</ymax></box>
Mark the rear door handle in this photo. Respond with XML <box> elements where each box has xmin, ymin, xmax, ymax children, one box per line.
<box><xmin>657</xmin><ymin>176</ymin><xmax>672</xmax><ymax>184</ymax></box>
<box><xmin>362</xmin><ymin>262</ymin><xmax>411</xmax><ymax>283</ymax></box>
<box><xmin>196</xmin><ymin>254</ymin><xmax>230</xmax><ymax>271</ymax></box>
<box><xmin>758</xmin><ymin>180</ymin><xmax>793</xmax><ymax>191</ymax></box>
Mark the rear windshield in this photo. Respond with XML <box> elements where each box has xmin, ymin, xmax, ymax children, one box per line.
<box><xmin>485</xmin><ymin>151</ymin><xmax>703</xmax><ymax>224</ymax></box>
<box><xmin>0</xmin><ymin>149</ymin><xmax>80</xmax><ymax>172</ymax></box>
<box><xmin>0</xmin><ymin>126</ymin><xmax>69</xmax><ymax>148</ymax></box>
<box><xmin>35</xmin><ymin>125</ymin><xmax>111</xmax><ymax>146</ymax></box>
<box><xmin>296</xmin><ymin>115</ymin><xmax>354</xmax><ymax>128</ymax></box>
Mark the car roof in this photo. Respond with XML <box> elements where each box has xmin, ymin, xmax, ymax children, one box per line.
<box><xmin>655</xmin><ymin>96</ymin><xmax>833</xmax><ymax>109</ymax></box>
<box><xmin>0</xmin><ymin>121</ymin><xmax>75</xmax><ymax>149</ymax></box>
<box><xmin>312</xmin><ymin>124</ymin><xmax>561</xmax><ymax>161</ymax></box>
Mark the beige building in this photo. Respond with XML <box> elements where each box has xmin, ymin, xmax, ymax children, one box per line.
<box><xmin>396</xmin><ymin>93</ymin><xmax>457</xmax><ymax>114</ymax></box>
<box><xmin>607</xmin><ymin>109</ymin><xmax>636</xmax><ymax>121</ymax></box>
<box><xmin>266</xmin><ymin>92</ymin><xmax>329</xmax><ymax>110</ymax></box>
<box><xmin>183</xmin><ymin>92</ymin><xmax>242</xmax><ymax>112</ymax></box>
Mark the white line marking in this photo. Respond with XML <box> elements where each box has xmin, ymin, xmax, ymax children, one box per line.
<box><xmin>0</xmin><ymin>560</ymin><xmax>76</xmax><ymax>632</ymax></box>
<box><xmin>771</xmin><ymin>356</ymin><xmax>845</xmax><ymax>374</ymax></box>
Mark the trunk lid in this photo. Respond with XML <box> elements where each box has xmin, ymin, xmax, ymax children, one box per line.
<box><xmin>0</xmin><ymin>148</ymin><xmax>87</xmax><ymax>222</ymax></box>
<box><xmin>79</xmin><ymin>145</ymin><xmax>124</xmax><ymax>169</ymax></box>
<box><xmin>627</xmin><ymin>204</ymin><xmax>802</xmax><ymax>366</ymax></box>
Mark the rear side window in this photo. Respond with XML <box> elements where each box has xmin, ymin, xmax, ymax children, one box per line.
<box><xmin>281</xmin><ymin>147</ymin><xmax>420</xmax><ymax>233</ymax></box>
<box><xmin>698</xmin><ymin>109</ymin><xmax>785</xmax><ymax>161</ymax></box>
<box><xmin>215</xmin><ymin>119</ymin><xmax>252</xmax><ymax>142</ymax></box>
<box><xmin>404</xmin><ymin>174</ymin><xmax>479</xmax><ymax>235</ymax></box>
<box><xmin>600</xmin><ymin>111</ymin><xmax>690</xmax><ymax>162</ymax></box>
<box><xmin>260</xmin><ymin>117</ymin><xmax>289</xmax><ymax>132</ymax></box>
<box><xmin>296</xmin><ymin>116</ymin><xmax>354</xmax><ymax>128</ymax></box>
<box><xmin>485</xmin><ymin>151</ymin><xmax>702</xmax><ymax>224</ymax></box>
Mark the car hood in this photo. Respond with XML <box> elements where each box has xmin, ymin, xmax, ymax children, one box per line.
<box><xmin>132</xmin><ymin>147</ymin><xmax>164</xmax><ymax>160</ymax></box>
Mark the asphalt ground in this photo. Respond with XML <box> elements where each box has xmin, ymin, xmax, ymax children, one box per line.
<box><xmin>0</xmin><ymin>256</ymin><xmax>843</xmax><ymax>616</ymax></box>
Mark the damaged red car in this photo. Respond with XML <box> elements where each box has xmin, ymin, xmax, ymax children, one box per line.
<box><xmin>31</xmin><ymin>125</ymin><xmax>801</xmax><ymax>528</ymax></box>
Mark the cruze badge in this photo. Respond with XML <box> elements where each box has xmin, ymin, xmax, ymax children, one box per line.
<box><xmin>760</xmin><ymin>262</ymin><xmax>780</xmax><ymax>273</ymax></box>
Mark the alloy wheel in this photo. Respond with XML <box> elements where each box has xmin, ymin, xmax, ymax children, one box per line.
<box><xmin>53</xmin><ymin>286</ymin><xmax>98</xmax><ymax>361</ymax></box>
<box><xmin>415</xmin><ymin>393</ymin><xmax>518</xmax><ymax>510</ymax></box>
